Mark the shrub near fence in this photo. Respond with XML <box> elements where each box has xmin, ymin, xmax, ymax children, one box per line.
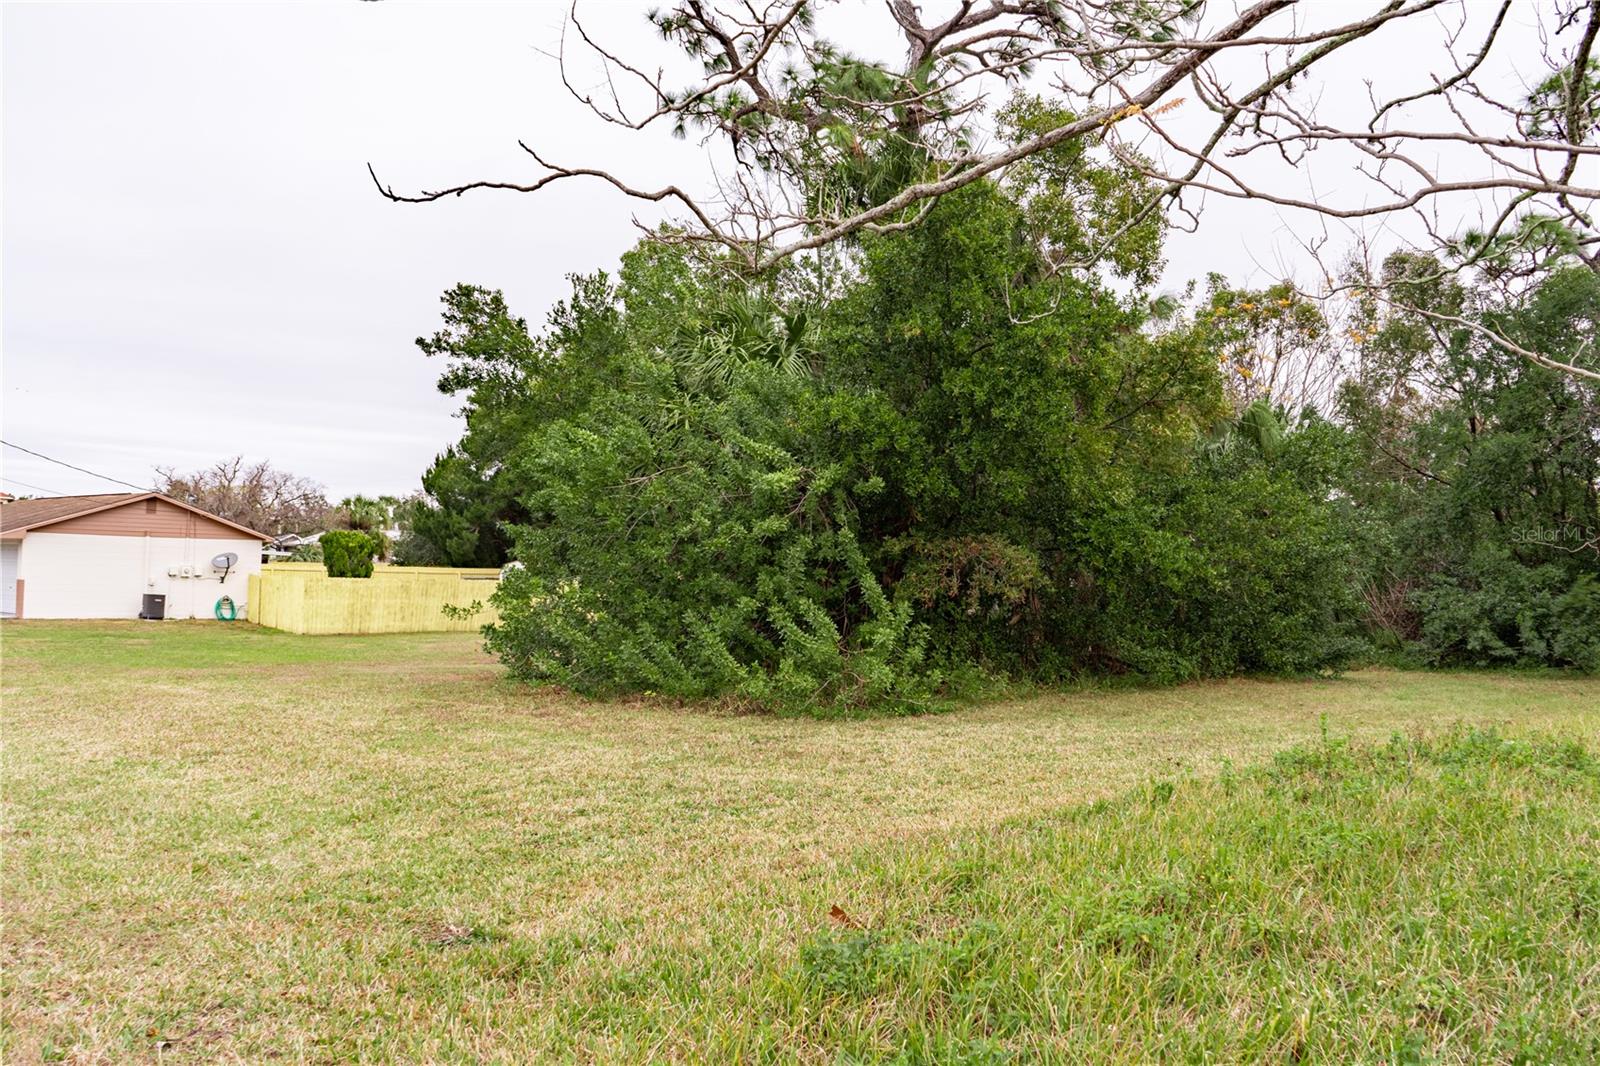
<box><xmin>247</xmin><ymin>563</ymin><xmax>500</xmax><ymax>635</ymax></box>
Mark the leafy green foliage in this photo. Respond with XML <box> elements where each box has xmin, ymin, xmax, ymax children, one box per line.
<box><xmin>816</xmin><ymin>184</ymin><xmax>1353</xmax><ymax>681</ymax></box>
<box><xmin>333</xmin><ymin>494</ymin><xmax>396</xmax><ymax>560</ymax></box>
<box><xmin>486</xmin><ymin>363</ymin><xmax>936</xmax><ymax>715</ymax></box>
<box><xmin>404</xmin><ymin>279</ymin><xmax>632</xmax><ymax>567</ymax></box>
<box><xmin>668</xmin><ymin>288</ymin><xmax>817</xmax><ymax>393</ymax></box>
<box><xmin>1339</xmin><ymin>262</ymin><xmax>1600</xmax><ymax>668</ymax></box>
<box><xmin>409</xmin><ymin>136</ymin><xmax>1594</xmax><ymax>710</ymax></box>
<box><xmin>1086</xmin><ymin>423</ymin><xmax>1364</xmax><ymax>680</ymax></box>
<box><xmin>1195</xmin><ymin>277</ymin><xmax>1335</xmax><ymax>410</ymax></box>
<box><xmin>452</xmin><ymin>179</ymin><xmax>1370</xmax><ymax>709</ymax></box>
<box><xmin>388</xmin><ymin>496</ymin><xmax>450</xmax><ymax>567</ymax></box>
<box><xmin>1524</xmin><ymin>57</ymin><xmax>1598</xmax><ymax>140</ymax></box>
<box><xmin>1554</xmin><ymin>576</ymin><xmax>1600</xmax><ymax>672</ymax></box>
<box><xmin>320</xmin><ymin>530</ymin><xmax>379</xmax><ymax>579</ymax></box>
<box><xmin>1000</xmin><ymin>95</ymin><xmax>1166</xmax><ymax>286</ymax></box>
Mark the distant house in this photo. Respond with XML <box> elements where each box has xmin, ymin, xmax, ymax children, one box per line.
<box><xmin>0</xmin><ymin>493</ymin><xmax>267</xmax><ymax>620</ymax></box>
<box><xmin>263</xmin><ymin>530</ymin><xmax>316</xmax><ymax>562</ymax></box>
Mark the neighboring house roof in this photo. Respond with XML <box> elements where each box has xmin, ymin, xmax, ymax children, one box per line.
<box><xmin>0</xmin><ymin>493</ymin><xmax>137</xmax><ymax>532</ymax></box>
<box><xmin>0</xmin><ymin>492</ymin><xmax>270</xmax><ymax>540</ymax></box>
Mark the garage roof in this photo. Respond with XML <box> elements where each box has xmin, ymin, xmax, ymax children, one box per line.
<box><xmin>0</xmin><ymin>492</ymin><xmax>270</xmax><ymax>539</ymax></box>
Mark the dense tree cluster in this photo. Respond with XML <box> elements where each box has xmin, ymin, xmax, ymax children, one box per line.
<box><xmin>374</xmin><ymin>1</ymin><xmax>1597</xmax><ymax>711</ymax></box>
<box><xmin>1338</xmin><ymin>259</ymin><xmax>1600</xmax><ymax>670</ymax></box>
<box><xmin>395</xmin><ymin>137</ymin><xmax>1592</xmax><ymax>710</ymax></box>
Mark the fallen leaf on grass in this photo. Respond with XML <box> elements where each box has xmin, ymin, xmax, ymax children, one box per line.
<box><xmin>829</xmin><ymin>905</ymin><xmax>863</xmax><ymax>929</ymax></box>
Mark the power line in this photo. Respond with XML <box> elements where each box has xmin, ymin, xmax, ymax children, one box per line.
<box><xmin>0</xmin><ymin>439</ymin><xmax>152</xmax><ymax>492</ymax></box>
<box><xmin>2</xmin><ymin>475</ymin><xmax>68</xmax><ymax>496</ymax></box>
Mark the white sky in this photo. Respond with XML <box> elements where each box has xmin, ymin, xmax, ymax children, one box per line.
<box><xmin>1</xmin><ymin>1</ymin><xmax>1559</xmax><ymax>500</ymax></box>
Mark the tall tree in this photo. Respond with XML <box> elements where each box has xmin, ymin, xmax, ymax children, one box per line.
<box><xmin>406</xmin><ymin>273</ymin><xmax>638</xmax><ymax>567</ymax></box>
<box><xmin>370</xmin><ymin>0</ymin><xmax>1598</xmax><ymax>379</ymax></box>
<box><xmin>155</xmin><ymin>457</ymin><xmax>330</xmax><ymax>536</ymax></box>
<box><xmin>332</xmin><ymin>494</ymin><xmax>400</xmax><ymax>559</ymax></box>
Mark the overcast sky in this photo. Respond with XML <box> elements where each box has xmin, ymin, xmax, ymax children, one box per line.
<box><xmin>2</xmin><ymin>1</ymin><xmax>1552</xmax><ymax>500</ymax></box>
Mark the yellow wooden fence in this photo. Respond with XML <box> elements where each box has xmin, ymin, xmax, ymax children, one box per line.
<box><xmin>247</xmin><ymin>563</ymin><xmax>501</xmax><ymax>635</ymax></box>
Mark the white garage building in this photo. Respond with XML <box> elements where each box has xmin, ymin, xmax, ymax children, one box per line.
<box><xmin>0</xmin><ymin>493</ymin><xmax>267</xmax><ymax>620</ymax></box>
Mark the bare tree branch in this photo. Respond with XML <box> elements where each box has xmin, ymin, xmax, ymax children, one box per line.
<box><xmin>369</xmin><ymin>0</ymin><xmax>1600</xmax><ymax>375</ymax></box>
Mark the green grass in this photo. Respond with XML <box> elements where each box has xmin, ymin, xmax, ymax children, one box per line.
<box><xmin>776</xmin><ymin>729</ymin><xmax>1600</xmax><ymax>1062</ymax></box>
<box><xmin>4</xmin><ymin>621</ymin><xmax>1598</xmax><ymax>1062</ymax></box>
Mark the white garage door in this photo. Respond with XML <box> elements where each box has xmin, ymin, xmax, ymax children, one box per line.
<box><xmin>1</xmin><ymin>541</ymin><xmax>18</xmax><ymax>617</ymax></box>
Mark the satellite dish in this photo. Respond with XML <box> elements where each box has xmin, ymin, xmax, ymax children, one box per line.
<box><xmin>210</xmin><ymin>552</ymin><xmax>239</xmax><ymax>584</ymax></box>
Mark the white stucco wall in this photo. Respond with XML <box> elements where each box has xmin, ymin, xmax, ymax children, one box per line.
<box><xmin>17</xmin><ymin>532</ymin><xmax>262</xmax><ymax>619</ymax></box>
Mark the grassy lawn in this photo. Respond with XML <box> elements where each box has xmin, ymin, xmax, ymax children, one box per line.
<box><xmin>4</xmin><ymin>621</ymin><xmax>1598</xmax><ymax>1062</ymax></box>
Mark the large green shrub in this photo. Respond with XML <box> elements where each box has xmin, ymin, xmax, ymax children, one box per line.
<box><xmin>1413</xmin><ymin>558</ymin><xmax>1600</xmax><ymax>670</ymax></box>
<box><xmin>486</xmin><ymin>364</ymin><xmax>936</xmax><ymax>714</ymax></box>
<box><xmin>1086</xmin><ymin>452</ymin><xmax>1363</xmax><ymax>681</ymax></box>
<box><xmin>320</xmin><ymin>530</ymin><xmax>378</xmax><ymax>579</ymax></box>
<box><xmin>815</xmin><ymin>185</ymin><xmax>1358</xmax><ymax>681</ymax></box>
<box><xmin>1553</xmin><ymin>576</ymin><xmax>1600</xmax><ymax>672</ymax></box>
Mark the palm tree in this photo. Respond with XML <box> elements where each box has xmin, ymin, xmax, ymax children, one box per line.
<box><xmin>336</xmin><ymin>495</ymin><xmax>399</xmax><ymax>560</ymax></box>
<box><xmin>672</xmin><ymin>290</ymin><xmax>817</xmax><ymax>393</ymax></box>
